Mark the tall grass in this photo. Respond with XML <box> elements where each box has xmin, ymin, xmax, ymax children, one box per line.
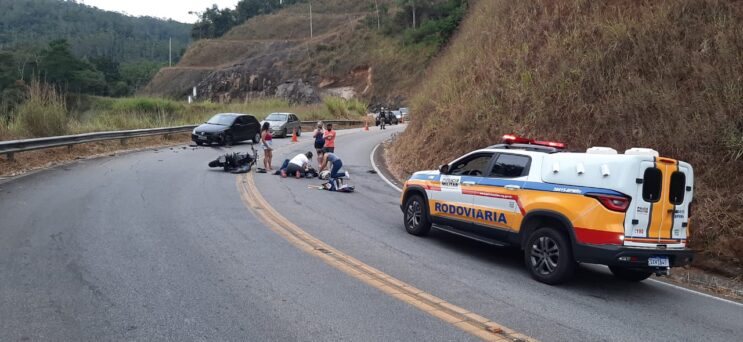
<box><xmin>390</xmin><ymin>0</ymin><xmax>743</xmax><ymax>275</ymax></box>
<box><xmin>1</xmin><ymin>93</ymin><xmax>365</xmax><ymax>139</ymax></box>
<box><xmin>16</xmin><ymin>82</ymin><xmax>68</xmax><ymax>137</ymax></box>
<box><xmin>324</xmin><ymin>97</ymin><xmax>368</xmax><ymax>118</ymax></box>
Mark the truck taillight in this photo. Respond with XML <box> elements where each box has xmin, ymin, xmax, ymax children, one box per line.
<box><xmin>586</xmin><ymin>193</ymin><xmax>630</xmax><ymax>212</ymax></box>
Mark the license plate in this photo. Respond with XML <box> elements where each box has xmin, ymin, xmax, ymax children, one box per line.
<box><xmin>648</xmin><ymin>256</ymin><xmax>669</xmax><ymax>267</ymax></box>
<box><xmin>198</xmin><ymin>135</ymin><xmax>207</xmax><ymax>140</ymax></box>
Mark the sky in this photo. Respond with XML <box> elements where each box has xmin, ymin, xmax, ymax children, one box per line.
<box><xmin>80</xmin><ymin>0</ymin><xmax>240</xmax><ymax>23</ymax></box>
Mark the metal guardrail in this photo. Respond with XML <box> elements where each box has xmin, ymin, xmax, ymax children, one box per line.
<box><xmin>0</xmin><ymin>120</ymin><xmax>367</xmax><ymax>161</ymax></box>
<box><xmin>299</xmin><ymin>120</ymin><xmax>364</xmax><ymax>126</ymax></box>
<box><xmin>0</xmin><ymin>125</ymin><xmax>197</xmax><ymax>161</ymax></box>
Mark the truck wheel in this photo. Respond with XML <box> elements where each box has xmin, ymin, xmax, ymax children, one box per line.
<box><xmin>609</xmin><ymin>266</ymin><xmax>653</xmax><ymax>282</ymax></box>
<box><xmin>525</xmin><ymin>228</ymin><xmax>576</xmax><ymax>284</ymax></box>
<box><xmin>404</xmin><ymin>194</ymin><xmax>431</xmax><ymax>236</ymax></box>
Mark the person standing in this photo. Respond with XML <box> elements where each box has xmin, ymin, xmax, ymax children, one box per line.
<box><xmin>323</xmin><ymin>123</ymin><xmax>336</xmax><ymax>153</ymax></box>
<box><xmin>379</xmin><ymin>111</ymin><xmax>386</xmax><ymax>130</ymax></box>
<box><xmin>260</xmin><ymin>122</ymin><xmax>273</xmax><ymax>171</ymax></box>
<box><xmin>312</xmin><ymin>121</ymin><xmax>325</xmax><ymax>164</ymax></box>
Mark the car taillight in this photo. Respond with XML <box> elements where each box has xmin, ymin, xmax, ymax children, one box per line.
<box><xmin>586</xmin><ymin>193</ymin><xmax>630</xmax><ymax>212</ymax></box>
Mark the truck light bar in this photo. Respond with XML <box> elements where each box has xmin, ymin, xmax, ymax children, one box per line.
<box><xmin>502</xmin><ymin>134</ymin><xmax>566</xmax><ymax>149</ymax></box>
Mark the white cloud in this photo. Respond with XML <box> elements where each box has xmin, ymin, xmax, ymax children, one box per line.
<box><xmin>80</xmin><ymin>0</ymin><xmax>240</xmax><ymax>23</ymax></box>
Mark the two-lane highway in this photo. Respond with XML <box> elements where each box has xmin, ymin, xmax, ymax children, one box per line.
<box><xmin>1</xmin><ymin>125</ymin><xmax>741</xmax><ymax>341</ymax></box>
<box><xmin>0</xmin><ymin>134</ymin><xmax>471</xmax><ymax>341</ymax></box>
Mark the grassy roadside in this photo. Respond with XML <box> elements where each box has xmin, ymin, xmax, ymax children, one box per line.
<box><xmin>0</xmin><ymin>82</ymin><xmax>366</xmax><ymax>141</ymax></box>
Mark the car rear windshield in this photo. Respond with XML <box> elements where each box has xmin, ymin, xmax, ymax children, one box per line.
<box><xmin>642</xmin><ymin>168</ymin><xmax>662</xmax><ymax>203</ymax></box>
<box><xmin>669</xmin><ymin>171</ymin><xmax>686</xmax><ymax>205</ymax></box>
<box><xmin>265</xmin><ymin>113</ymin><xmax>288</xmax><ymax>121</ymax></box>
<box><xmin>207</xmin><ymin>114</ymin><xmax>235</xmax><ymax>126</ymax></box>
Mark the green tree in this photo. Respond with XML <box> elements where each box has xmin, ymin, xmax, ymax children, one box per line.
<box><xmin>191</xmin><ymin>0</ymin><xmax>305</xmax><ymax>41</ymax></box>
<box><xmin>39</xmin><ymin>40</ymin><xmax>106</xmax><ymax>94</ymax></box>
<box><xmin>191</xmin><ymin>5</ymin><xmax>238</xmax><ymax>40</ymax></box>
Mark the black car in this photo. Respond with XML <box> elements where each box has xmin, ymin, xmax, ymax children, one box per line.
<box><xmin>192</xmin><ymin>113</ymin><xmax>261</xmax><ymax>146</ymax></box>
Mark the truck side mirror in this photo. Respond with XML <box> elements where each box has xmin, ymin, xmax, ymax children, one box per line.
<box><xmin>439</xmin><ymin>164</ymin><xmax>449</xmax><ymax>175</ymax></box>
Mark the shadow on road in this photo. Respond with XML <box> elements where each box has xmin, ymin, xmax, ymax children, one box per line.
<box><xmin>422</xmin><ymin>228</ymin><xmax>670</xmax><ymax>298</ymax></box>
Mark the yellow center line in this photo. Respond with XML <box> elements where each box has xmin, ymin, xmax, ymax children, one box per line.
<box><xmin>236</xmin><ymin>172</ymin><xmax>536</xmax><ymax>342</ymax></box>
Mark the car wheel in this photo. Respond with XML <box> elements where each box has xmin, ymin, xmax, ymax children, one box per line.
<box><xmin>525</xmin><ymin>228</ymin><xmax>576</xmax><ymax>284</ymax></box>
<box><xmin>404</xmin><ymin>194</ymin><xmax>431</xmax><ymax>236</ymax></box>
<box><xmin>609</xmin><ymin>266</ymin><xmax>653</xmax><ymax>282</ymax></box>
<box><xmin>297</xmin><ymin>127</ymin><xmax>301</xmax><ymax>137</ymax></box>
<box><xmin>281</xmin><ymin>128</ymin><xmax>288</xmax><ymax>138</ymax></box>
<box><xmin>252</xmin><ymin>132</ymin><xmax>261</xmax><ymax>144</ymax></box>
<box><xmin>224</xmin><ymin>134</ymin><xmax>234</xmax><ymax>146</ymax></box>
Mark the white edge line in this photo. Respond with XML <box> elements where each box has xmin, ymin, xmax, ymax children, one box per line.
<box><xmin>370</xmin><ymin>143</ymin><xmax>402</xmax><ymax>193</ymax></box>
<box><xmin>648</xmin><ymin>278</ymin><xmax>743</xmax><ymax>307</ymax></box>
<box><xmin>369</xmin><ymin>145</ymin><xmax>743</xmax><ymax>307</ymax></box>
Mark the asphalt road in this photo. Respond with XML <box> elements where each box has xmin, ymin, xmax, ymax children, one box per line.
<box><xmin>0</xmin><ymin>125</ymin><xmax>741</xmax><ymax>341</ymax></box>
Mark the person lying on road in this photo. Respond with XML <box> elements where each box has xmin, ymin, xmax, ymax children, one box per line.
<box><xmin>280</xmin><ymin>151</ymin><xmax>313</xmax><ymax>179</ymax></box>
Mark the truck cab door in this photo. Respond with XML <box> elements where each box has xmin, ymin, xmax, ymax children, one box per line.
<box><xmin>473</xmin><ymin>153</ymin><xmax>530</xmax><ymax>240</ymax></box>
<box><xmin>430</xmin><ymin>153</ymin><xmax>494</xmax><ymax>232</ymax></box>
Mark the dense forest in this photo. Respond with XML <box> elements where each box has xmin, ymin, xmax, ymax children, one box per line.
<box><xmin>0</xmin><ymin>0</ymin><xmax>192</xmax><ymax>122</ymax></box>
<box><xmin>0</xmin><ymin>0</ymin><xmax>190</xmax><ymax>62</ymax></box>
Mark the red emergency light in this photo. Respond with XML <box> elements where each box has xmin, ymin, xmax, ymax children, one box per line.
<box><xmin>502</xmin><ymin>134</ymin><xmax>566</xmax><ymax>149</ymax></box>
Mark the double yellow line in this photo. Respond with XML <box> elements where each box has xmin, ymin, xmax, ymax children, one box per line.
<box><xmin>236</xmin><ymin>172</ymin><xmax>535</xmax><ymax>342</ymax></box>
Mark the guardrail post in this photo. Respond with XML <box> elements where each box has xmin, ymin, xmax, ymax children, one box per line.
<box><xmin>5</xmin><ymin>152</ymin><xmax>14</xmax><ymax>162</ymax></box>
<box><xmin>120</xmin><ymin>138</ymin><xmax>128</xmax><ymax>146</ymax></box>
<box><xmin>67</xmin><ymin>145</ymin><xmax>73</xmax><ymax>151</ymax></box>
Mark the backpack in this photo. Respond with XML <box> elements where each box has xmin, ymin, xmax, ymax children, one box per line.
<box><xmin>314</xmin><ymin>130</ymin><xmax>325</xmax><ymax>147</ymax></box>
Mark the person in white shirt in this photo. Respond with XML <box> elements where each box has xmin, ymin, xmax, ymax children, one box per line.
<box><xmin>280</xmin><ymin>151</ymin><xmax>313</xmax><ymax>178</ymax></box>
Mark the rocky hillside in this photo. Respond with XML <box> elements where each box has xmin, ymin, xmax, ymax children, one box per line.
<box><xmin>390</xmin><ymin>0</ymin><xmax>743</xmax><ymax>275</ymax></box>
<box><xmin>143</xmin><ymin>0</ymin><xmax>433</xmax><ymax>105</ymax></box>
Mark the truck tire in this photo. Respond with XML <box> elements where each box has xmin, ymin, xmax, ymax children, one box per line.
<box><xmin>525</xmin><ymin>227</ymin><xmax>576</xmax><ymax>284</ymax></box>
<box><xmin>404</xmin><ymin>194</ymin><xmax>431</xmax><ymax>236</ymax></box>
<box><xmin>609</xmin><ymin>266</ymin><xmax>653</xmax><ymax>282</ymax></box>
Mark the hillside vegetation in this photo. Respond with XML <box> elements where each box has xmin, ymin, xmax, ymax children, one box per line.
<box><xmin>390</xmin><ymin>0</ymin><xmax>743</xmax><ymax>274</ymax></box>
<box><xmin>146</xmin><ymin>0</ymin><xmax>464</xmax><ymax>104</ymax></box>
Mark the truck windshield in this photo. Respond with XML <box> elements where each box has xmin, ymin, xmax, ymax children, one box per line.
<box><xmin>207</xmin><ymin>114</ymin><xmax>235</xmax><ymax>126</ymax></box>
<box><xmin>265</xmin><ymin>113</ymin><xmax>288</xmax><ymax>121</ymax></box>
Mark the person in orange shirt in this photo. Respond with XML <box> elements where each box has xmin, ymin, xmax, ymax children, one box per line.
<box><xmin>323</xmin><ymin>123</ymin><xmax>336</xmax><ymax>153</ymax></box>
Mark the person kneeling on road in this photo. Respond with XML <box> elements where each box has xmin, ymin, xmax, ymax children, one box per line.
<box><xmin>280</xmin><ymin>151</ymin><xmax>313</xmax><ymax>179</ymax></box>
<box><xmin>319</xmin><ymin>151</ymin><xmax>350</xmax><ymax>178</ymax></box>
